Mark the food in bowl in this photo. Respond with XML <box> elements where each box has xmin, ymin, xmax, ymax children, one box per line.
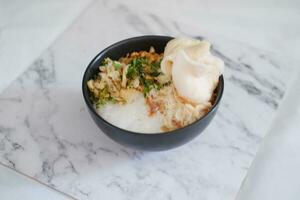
<box><xmin>87</xmin><ymin>37</ymin><xmax>224</xmax><ymax>133</ymax></box>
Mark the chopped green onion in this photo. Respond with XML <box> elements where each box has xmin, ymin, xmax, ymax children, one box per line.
<box><xmin>113</xmin><ymin>61</ymin><xmax>122</xmax><ymax>69</ymax></box>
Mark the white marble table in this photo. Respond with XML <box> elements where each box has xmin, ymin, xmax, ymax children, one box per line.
<box><xmin>0</xmin><ymin>1</ymin><xmax>299</xmax><ymax>200</ymax></box>
<box><xmin>237</xmin><ymin>69</ymin><xmax>300</xmax><ymax>200</ymax></box>
<box><xmin>0</xmin><ymin>0</ymin><xmax>92</xmax><ymax>93</ymax></box>
<box><xmin>0</xmin><ymin>163</ymin><xmax>73</xmax><ymax>200</ymax></box>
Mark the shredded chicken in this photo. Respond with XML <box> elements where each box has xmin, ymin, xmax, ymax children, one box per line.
<box><xmin>147</xmin><ymin>85</ymin><xmax>212</xmax><ymax>131</ymax></box>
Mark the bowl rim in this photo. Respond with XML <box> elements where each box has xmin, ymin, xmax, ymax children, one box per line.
<box><xmin>82</xmin><ymin>35</ymin><xmax>224</xmax><ymax>136</ymax></box>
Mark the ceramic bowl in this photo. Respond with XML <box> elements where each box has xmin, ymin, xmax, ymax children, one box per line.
<box><xmin>82</xmin><ymin>35</ymin><xmax>224</xmax><ymax>151</ymax></box>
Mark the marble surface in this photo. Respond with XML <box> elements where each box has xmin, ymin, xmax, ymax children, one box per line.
<box><xmin>0</xmin><ymin>163</ymin><xmax>73</xmax><ymax>200</ymax></box>
<box><xmin>237</xmin><ymin>68</ymin><xmax>300</xmax><ymax>200</ymax></box>
<box><xmin>0</xmin><ymin>0</ymin><xmax>93</xmax><ymax>93</ymax></box>
<box><xmin>121</xmin><ymin>0</ymin><xmax>300</xmax><ymax>58</ymax></box>
<box><xmin>0</xmin><ymin>0</ymin><xmax>299</xmax><ymax>200</ymax></box>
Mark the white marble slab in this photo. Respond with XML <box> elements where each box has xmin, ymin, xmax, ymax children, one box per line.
<box><xmin>0</xmin><ymin>1</ymin><xmax>297</xmax><ymax>200</ymax></box>
<box><xmin>0</xmin><ymin>163</ymin><xmax>72</xmax><ymax>200</ymax></box>
<box><xmin>0</xmin><ymin>0</ymin><xmax>93</xmax><ymax>93</ymax></box>
<box><xmin>109</xmin><ymin>0</ymin><xmax>300</xmax><ymax>58</ymax></box>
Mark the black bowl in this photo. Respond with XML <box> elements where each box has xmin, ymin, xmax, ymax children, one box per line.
<box><xmin>82</xmin><ymin>35</ymin><xmax>224</xmax><ymax>151</ymax></box>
